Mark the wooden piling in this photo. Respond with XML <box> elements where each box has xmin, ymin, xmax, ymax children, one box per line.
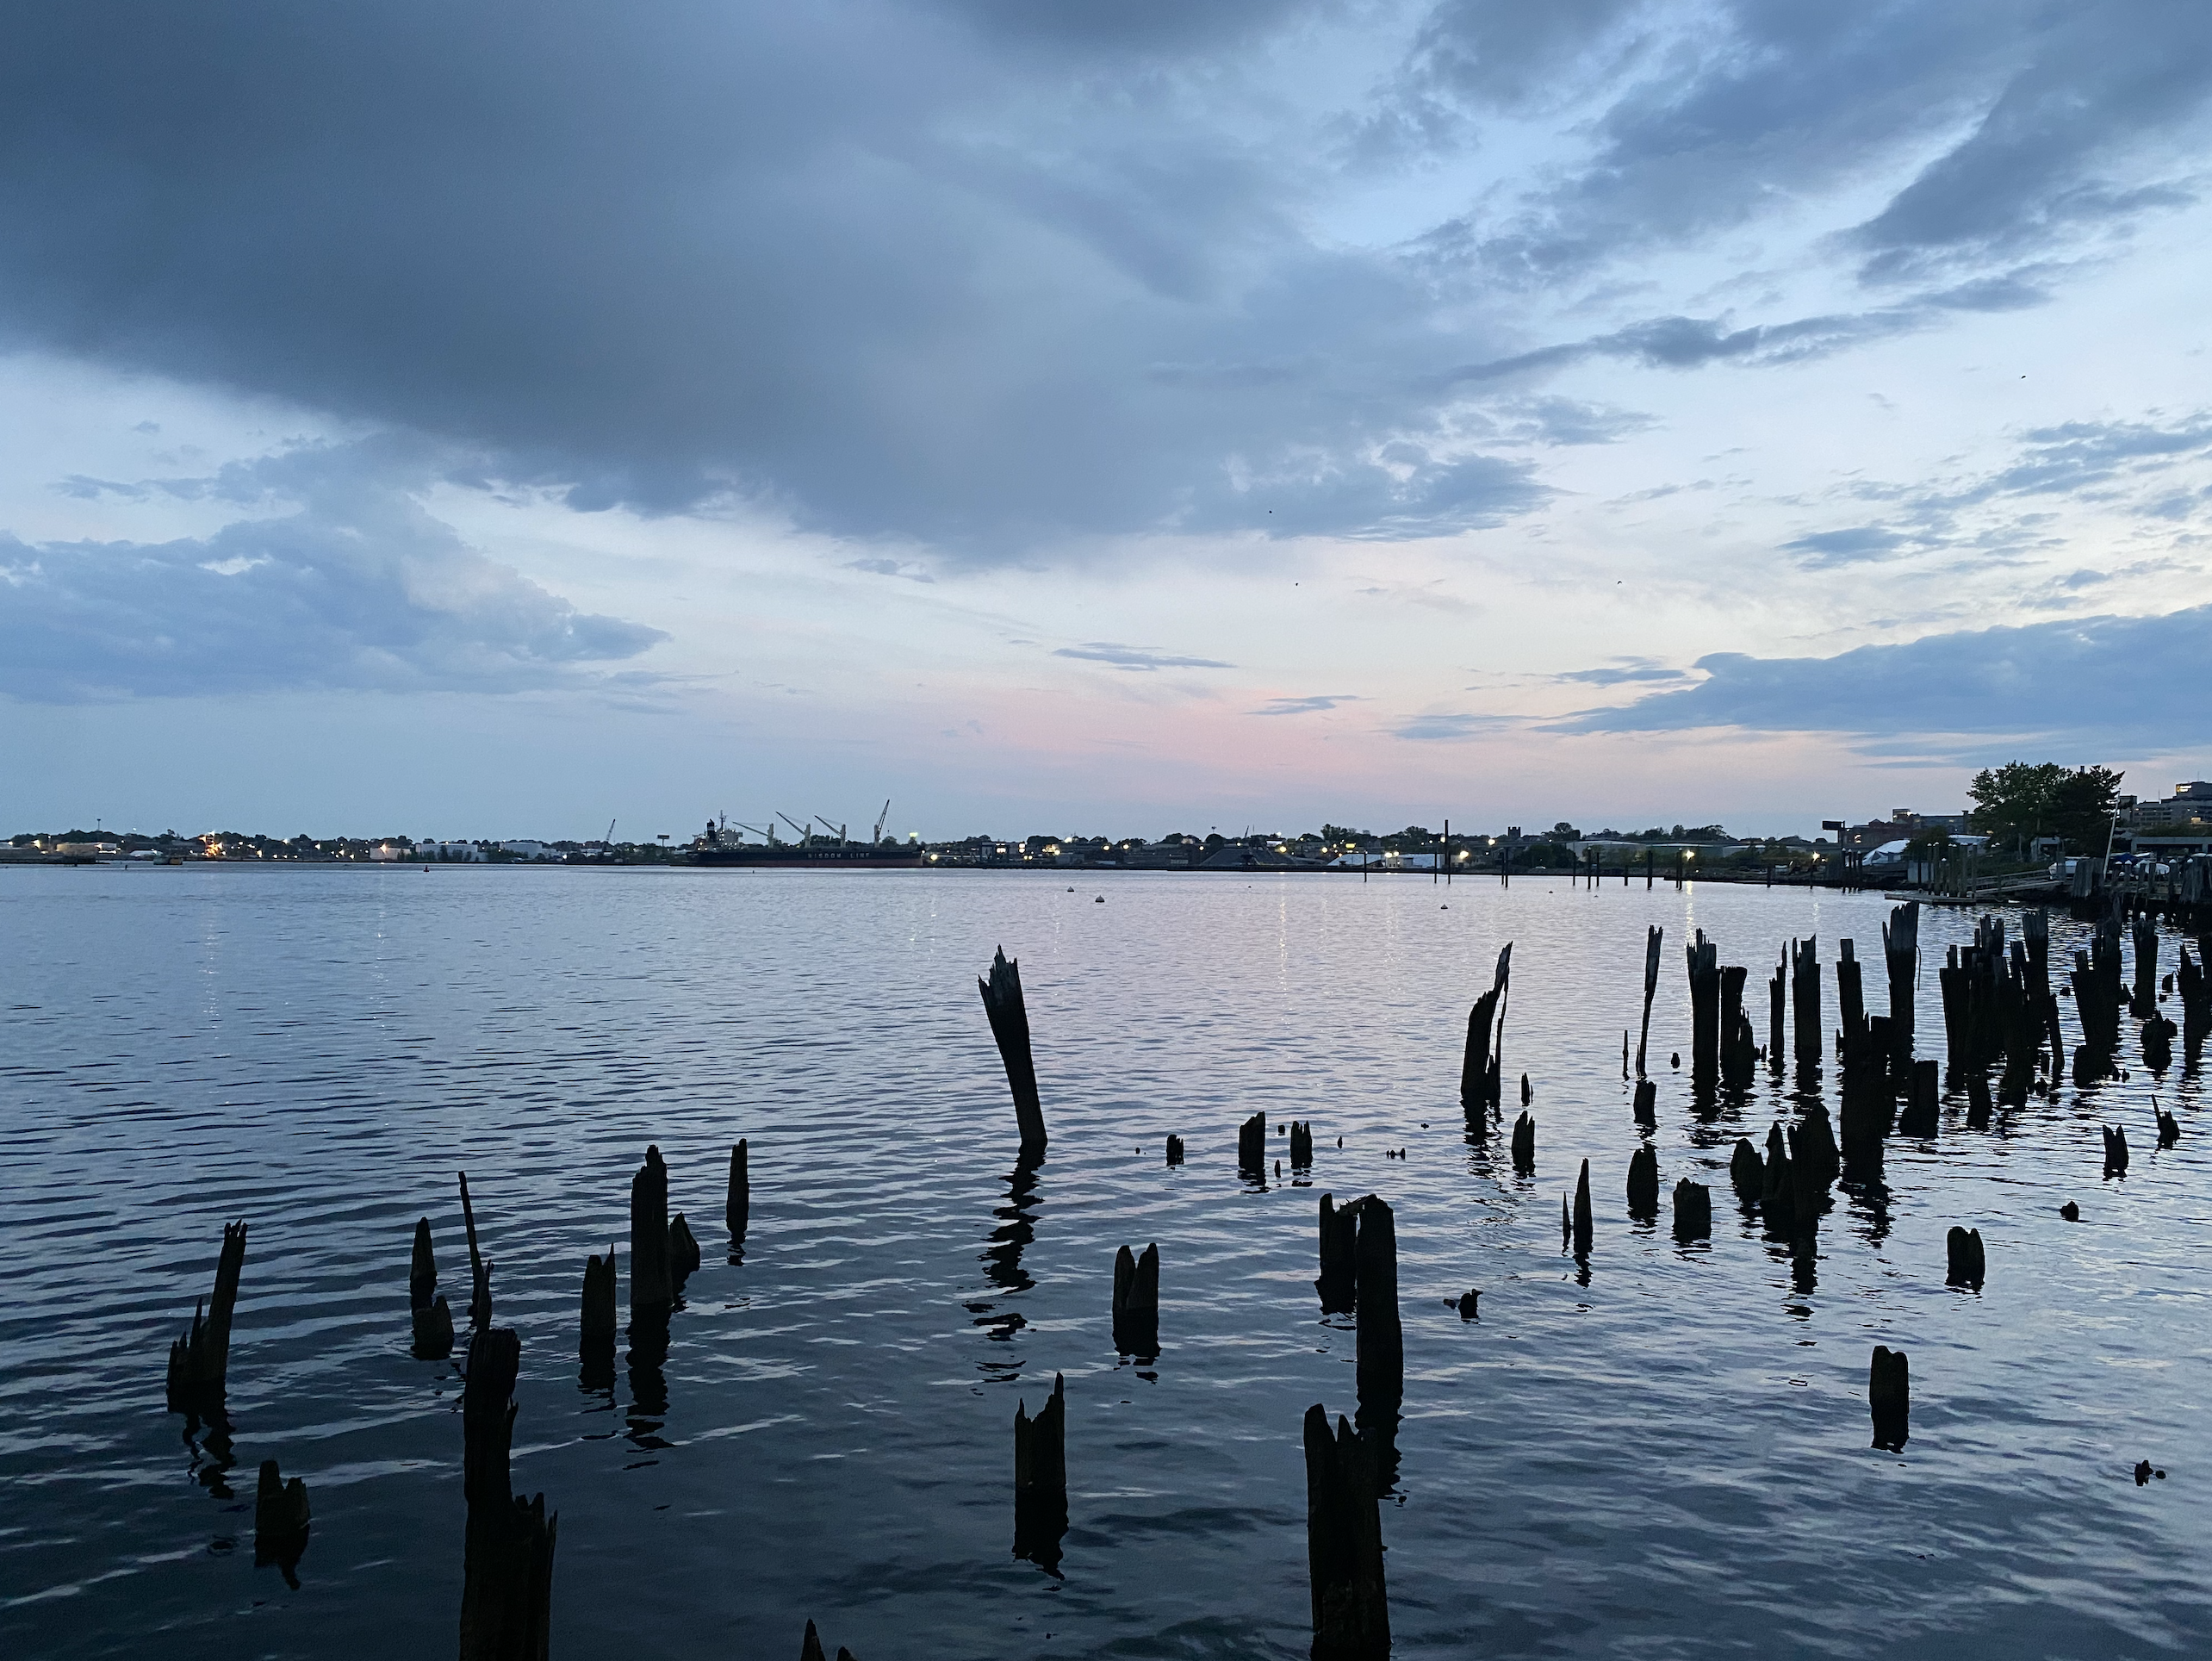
<box><xmin>726</xmin><ymin>1140</ymin><xmax>749</xmax><ymax>1239</ymax></box>
<box><xmin>1012</xmin><ymin>1373</ymin><xmax>1068</xmax><ymax>1571</ymax></box>
<box><xmin>2132</xmin><ymin>914</ymin><xmax>2159</xmax><ymax>1019</ymax></box>
<box><xmin>979</xmin><ymin>947</ymin><xmax>1049</xmax><ymax>1156</ymax></box>
<box><xmin>1353</xmin><ymin>1199</ymin><xmax>1402</xmax><ymax>1404</ymax></box>
<box><xmin>1289</xmin><ymin>1122</ymin><xmax>1315</xmax><ymax>1166</ymax></box>
<box><xmin>411</xmin><ymin>1218</ymin><xmax>438</xmax><ymax>1312</ymax></box>
<box><xmin>1569</xmin><ymin>1160</ymin><xmax>1594</xmax><ymax>1252</ymax></box>
<box><xmin>458</xmin><ymin>1172</ymin><xmax>488</xmax><ymax>1332</ymax></box>
<box><xmin>166</xmin><ymin>1219</ymin><xmax>247</xmax><ymax>1415</ymax></box>
<box><xmin>410</xmin><ymin>1218</ymin><xmax>455</xmax><ymax>1360</ymax></box>
<box><xmin>1837</xmin><ymin>939</ymin><xmax>1864</xmax><ymax>1038</ymax></box>
<box><xmin>1237</xmin><ymin>1110</ymin><xmax>1269</xmax><ymax>1173</ymax></box>
<box><xmin>1304</xmin><ymin>1403</ymin><xmax>1389</xmax><ymax>1661</ymax></box>
<box><xmin>1791</xmin><ymin>936</ymin><xmax>1822</xmax><ymax>1070</ymax></box>
<box><xmin>2102</xmin><ymin>1123</ymin><xmax>2129</xmax><ymax>1173</ymax></box>
<box><xmin>1897</xmin><ymin>1059</ymin><xmax>1939</xmax><ymax>1138</ymax></box>
<box><xmin>1315</xmin><ymin>1193</ymin><xmax>1360</xmax><ymax>1314</ymax></box>
<box><xmin>1720</xmin><ymin>963</ymin><xmax>1755</xmax><ymax>1089</ymax></box>
<box><xmin>1768</xmin><ymin>959</ymin><xmax>1786</xmax><ymax>1075</ymax></box>
<box><xmin>1632</xmin><ymin>1079</ymin><xmax>1656</xmax><ymax>1127</ymax></box>
<box><xmin>631</xmin><ymin>1146</ymin><xmax>672</xmax><ymax>1315</ymax></box>
<box><xmin>581</xmin><ymin>1249</ymin><xmax>617</xmax><ymax>1347</ymax></box>
<box><xmin>1165</xmin><ymin>1134</ymin><xmax>1185</xmax><ymax>1165</ymax></box>
<box><xmin>253</xmin><ymin>1458</ymin><xmax>312</xmax><ymax>1572</ymax></box>
<box><xmin>1672</xmin><ymin>1179</ymin><xmax>1712</xmax><ymax>1241</ymax></box>
<box><xmin>668</xmin><ymin>1213</ymin><xmax>701</xmax><ymax>1282</ymax></box>
<box><xmin>1509</xmin><ymin>1110</ymin><xmax>1534</xmax><ymax>1173</ymax></box>
<box><xmin>1686</xmin><ymin>931</ymin><xmax>1720</xmax><ymax>1083</ymax></box>
<box><xmin>1111</xmin><ymin>1243</ymin><xmax>1160</xmax><ymax>1356</ymax></box>
<box><xmin>1729</xmin><ymin>1137</ymin><xmax>1762</xmax><ymax>1194</ymax></box>
<box><xmin>2155</xmin><ymin>1104</ymin><xmax>2180</xmax><ymax>1147</ymax></box>
<box><xmin>1966</xmin><ymin>1072</ymin><xmax>1993</xmax><ymax>1129</ymax></box>
<box><xmin>1944</xmin><ymin>1225</ymin><xmax>1985</xmax><ymax>1288</ymax></box>
<box><xmin>1625</xmin><ymin>1147</ymin><xmax>1659</xmax><ymax>1216</ymax></box>
<box><xmin>1883</xmin><ymin>902</ymin><xmax>1920</xmax><ymax>1082</ymax></box>
<box><xmin>459</xmin><ymin>1327</ymin><xmax>557</xmax><ymax>1659</ymax></box>
<box><xmin>1868</xmin><ymin>1345</ymin><xmax>1910</xmax><ymax>1451</ymax></box>
<box><xmin>1635</xmin><ymin>925</ymin><xmax>1663</xmax><ymax>1079</ymax></box>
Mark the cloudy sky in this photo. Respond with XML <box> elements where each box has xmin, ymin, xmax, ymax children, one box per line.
<box><xmin>3</xmin><ymin>0</ymin><xmax>2209</xmax><ymax>840</ymax></box>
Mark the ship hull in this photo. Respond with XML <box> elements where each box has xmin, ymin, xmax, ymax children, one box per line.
<box><xmin>690</xmin><ymin>846</ymin><xmax>926</xmax><ymax>868</ymax></box>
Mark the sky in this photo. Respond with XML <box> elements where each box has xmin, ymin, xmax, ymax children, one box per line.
<box><xmin>2</xmin><ymin>0</ymin><xmax>2209</xmax><ymax>842</ymax></box>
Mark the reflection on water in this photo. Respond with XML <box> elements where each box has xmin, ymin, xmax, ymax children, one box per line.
<box><xmin>1</xmin><ymin>868</ymin><xmax>2206</xmax><ymax>1658</ymax></box>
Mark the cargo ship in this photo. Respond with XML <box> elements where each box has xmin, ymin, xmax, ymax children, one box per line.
<box><xmin>688</xmin><ymin>820</ymin><xmax>924</xmax><ymax>868</ymax></box>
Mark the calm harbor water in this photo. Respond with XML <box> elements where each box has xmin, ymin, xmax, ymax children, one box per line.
<box><xmin>2</xmin><ymin>866</ymin><xmax>2206</xmax><ymax>1659</ymax></box>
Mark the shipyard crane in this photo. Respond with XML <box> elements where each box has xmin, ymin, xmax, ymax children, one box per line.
<box><xmin>872</xmin><ymin>800</ymin><xmax>892</xmax><ymax>844</ymax></box>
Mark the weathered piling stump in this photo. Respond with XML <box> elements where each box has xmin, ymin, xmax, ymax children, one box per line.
<box><xmin>2060</xmin><ymin>1200</ymin><xmax>2080</xmax><ymax>1221</ymax></box>
<box><xmin>979</xmin><ymin>947</ymin><xmax>1049</xmax><ymax>1156</ymax></box>
<box><xmin>631</xmin><ymin>1146</ymin><xmax>673</xmax><ymax>1316</ymax></box>
<box><xmin>2155</xmin><ymin>1104</ymin><xmax>2180</xmax><ymax>1148</ymax></box>
<box><xmin>2103</xmin><ymin>1123</ymin><xmax>2130</xmax><ymax>1174</ymax></box>
<box><xmin>1012</xmin><ymin>1373</ymin><xmax>1068</xmax><ymax>1573</ymax></box>
<box><xmin>1165</xmin><ymin>1134</ymin><xmax>1185</xmax><ymax>1166</ymax></box>
<box><xmin>1898</xmin><ymin>1060</ymin><xmax>1940</xmax><ymax>1139</ymax></box>
<box><xmin>253</xmin><ymin>1458</ymin><xmax>312</xmax><ymax>1577</ymax></box>
<box><xmin>1111</xmin><ymin>1243</ymin><xmax>1160</xmax><ymax>1356</ymax></box>
<box><xmin>1837</xmin><ymin>939</ymin><xmax>1865</xmax><ymax>1038</ymax></box>
<box><xmin>1509</xmin><ymin>1111</ymin><xmax>1534</xmax><ymax>1174</ymax></box>
<box><xmin>1884</xmin><ymin>902</ymin><xmax>1920</xmax><ymax>1081</ymax></box>
<box><xmin>1966</xmin><ymin>1072</ymin><xmax>1993</xmax><ymax>1129</ymax></box>
<box><xmin>668</xmin><ymin>1213</ymin><xmax>701</xmax><ymax>1283</ymax></box>
<box><xmin>2133</xmin><ymin>914</ymin><xmax>2159</xmax><ymax>1019</ymax></box>
<box><xmin>726</xmin><ymin>1140</ymin><xmax>749</xmax><ymax>1240</ymax></box>
<box><xmin>2143</xmin><ymin>1017</ymin><xmax>2175</xmax><ymax>1072</ymax></box>
<box><xmin>1316</xmin><ymin>1192</ymin><xmax>1361</xmax><ymax>1313</ymax></box>
<box><xmin>410</xmin><ymin>1218</ymin><xmax>456</xmax><ymax>1360</ymax></box>
<box><xmin>1569</xmin><ymin>1160</ymin><xmax>1594</xmax><ymax>1253</ymax></box>
<box><xmin>460</xmin><ymin>1327</ymin><xmax>558</xmax><ymax>1659</ymax></box>
<box><xmin>1791</xmin><ymin>936</ymin><xmax>1822</xmax><ymax>1071</ymax></box>
<box><xmin>1687</xmin><ymin>931</ymin><xmax>1720</xmax><ymax>1084</ymax></box>
<box><xmin>1304</xmin><ymin>1403</ymin><xmax>1389</xmax><ymax>1661</ymax></box>
<box><xmin>1720</xmin><ymin>963</ymin><xmax>1756</xmax><ymax>1090</ymax></box>
<box><xmin>579</xmin><ymin>1247</ymin><xmax>616</xmax><ymax>1391</ymax></box>
<box><xmin>1760</xmin><ymin>1127</ymin><xmax>1797</xmax><ymax>1236</ymax></box>
<box><xmin>167</xmin><ymin>1219</ymin><xmax>248</xmax><ymax>1417</ymax></box>
<box><xmin>1353</xmin><ymin>1199</ymin><xmax>1403</xmax><ymax>1405</ymax></box>
<box><xmin>1768</xmin><ymin>960</ymin><xmax>1786</xmax><ymax>1075</ymax></box>
<box><xmin>1625</xmin><ymin>1147</ymin><xmax>1659</xmax><ymax>1216</ymax></box>
<box><xmin>1729</xmin><ymin>1137</ymin><xmax>1762</xmax><ymax>1194</ymax></box>
<box><xmin>1289</xmin><ymin>1122</ymin><xmax>1315</xmax><ymax>1166</ymax></box>
<box><xmin>1869</xmin><ymin>1346</ymin><xmax>1911</xmax><ymax>1451</ymax></box>
<box><xmin>1632</xmin><ymin>1079</ymin><xmax>1656</xmax><ymax>1127</ymax></box>
<box><xmin>1945</xmin><ymin>1225</ymin><xmax>1985</xmax><ymax>1288</ymax></box>
<box><xmin>1672</xmin><ymin>1179</ymin><xmax>1712</xmax><ymax>1241</ymax></box>
<box><xmin>1237</xmin><ymin>1110</ymin><xmax>1269</xmax><ymax>1173</ymax></box>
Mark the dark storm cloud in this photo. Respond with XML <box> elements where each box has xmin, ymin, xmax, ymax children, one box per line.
<box><xmin>0</xmin><ymin>444</ymin><xmax>664</xmax><ymax>700</ymax></box>
<box><xmin>0</xmin><ymin>3</ymin><xmax>2206</xmax><ymax>558</ymax></box>
<box><xmin>1562</xmin><ymin>605</ymin><xmax>2212</xmax><ymax>747</ymax></box>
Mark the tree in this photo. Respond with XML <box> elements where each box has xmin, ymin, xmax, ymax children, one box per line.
<box><xmin>1968</xmin><ymin>762</ymin><xmax>2123</xmax><ymax>855</ymax></box>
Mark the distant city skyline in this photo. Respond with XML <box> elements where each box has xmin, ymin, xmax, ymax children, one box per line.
<box><xmin>3</xmin><ymin>4</ymin><xmax>2209</xmax><ymax>837</ymax></box>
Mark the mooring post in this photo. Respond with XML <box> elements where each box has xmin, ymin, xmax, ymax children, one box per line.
<box><xmin>979</xmin><ymin>948</ymin><xmax>1049</xmax><ymax>1156</ymax></box>
<box><xmin>1792</xmin><ymin>936</ymin><xmax>1822</xmax><ymax>1071</ymax></box>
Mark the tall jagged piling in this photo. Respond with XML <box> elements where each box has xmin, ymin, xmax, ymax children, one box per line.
<box><xmin>1686</xmin><ymin>932</ymin><xmax>1720</xmax><ymax>1085</ymax></box>
<box><xmin>1304</xmin><ymin>1404</ymin><xmax>1389</xmax><ymax>1661</ymax></box>
<box><xmin>1461</xmin><ymin>945</ymin><xmax>1514</xmax><ymax>1111</ymax></box>
<box><xmin>1111</xmin><ymin>1243</ymin><xmax>1160</xmax><ymax>1356</ymax></box>
<box><xmin>1759</xmin><ymin>1124</ymin><xmax>1797</xmax><ymax>1236</ymax></box>
<box><xmin>167</xmin><ymin>1219</ymin><xmax>248</xmax><ymax>1416</ymax></box>
<box><xmin>459</xmin><ymin>1327</ymin><xmax>558</xmax><ymax>1659</ymax></box>
<box><xmin>1352</xmin><ymin>1199</ymin><xmax>1402</xmax><ymax>1406</ymax></box>
<box><xmin>979</xmin><ymin>948</ymin><xmax>1049</xmax><ymax>1156</ymax></box>
<box><xmin>1012</xmin><ymin>1374</ymin><xmax>1068</xmax><ymax>1572</ymax></box>
<box><xmin>630</xmin><ymin>1146</ymin><xmax>672</xmax><ymax>1316</ymax></box>
<box><xmin>1315</xmin><ymin>1193</ymin><xmax>1360</xmax><ymax>1314</ymax></box>
<box><xmin>1625</xmin><ymin>1147</ymin><xmax>1659</xmax><ymax>1216</ymax></box>
<box><xmin>1635</xmin><ymin>925</ymin><xmax>1663</xmax><ymax>1079</ymax></box>
<box><xmin>1237</xmin><ymin>1110</ymin><xmax>1269</xmax><ymax>1174</ymax></box>
<box><xmin>410</xmin><ymin>1218</ymin><xmax>456</xmax><ymax>1360</ymax></box>
<box><xmin>1869</xmin><ymin>1346</ymin><xmax>1911</xmax><ymax>1451</ymax></box>
<box><xmin>725</xmin><ymin>1140</ymin><xmax>749</xmax><ymax>1241</ymax></box>
<box><xmin>1569</xmin><ymin>1160</ymin><xmax>1594</xmax><ymax>1253</ymax></box>
<box><xmin>2070</xmin><ymin>922</ymin><xmax>2127</xmax><ymax>1079</ymax></box>
<box><xmin>1883</xmin><ymin>902</ymin><xmax>1920</xmax><ymax>1082</ymax></box>
<box><xmin>2132</xmin><ymin>914</ymin><xmax>2159</xmax><ymax>1019</ymax></box>
<box><xmin>1791</xmin><ymin>936</ymin><xmax>1822</xmax><ymax>1071</ymax></box>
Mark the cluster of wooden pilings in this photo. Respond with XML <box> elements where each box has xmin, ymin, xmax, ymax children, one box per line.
<box><xmin>158</xmin><ymin>905</ymin><xmax>2197</xmax><ymax>1658</ymax></box>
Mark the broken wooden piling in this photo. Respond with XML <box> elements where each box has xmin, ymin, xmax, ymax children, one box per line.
<box><xmin>979</xmin><ymin>947</ymin><xmax>1049</xmax><ymax>1156</ymax></box>
<box><xmin>1012</xmin><ymin>1373</ymin><xmax>1068</xmax><ymax>1571</ymax></box>
<box><xmin>1315</xmin><ymin>1193</ymin><xmax>1360</xmax><ymax>1314</ymax></box>
<box><xmin>1626</xmin><ymin>1147</ymin><xmax>1658</xmax><ymax>1216</ymax></box>
<box><xmin>1304</xmin><ymin>1403</ymin><xmax>1389</xmax><ymax>1661</ymax></box>
<box><xmin>457</xmin><ymin>1172</ymin><xmax>489</xmax><ymax>1333</ymax></box>
<box><xmin>726</xmin><ymin>1140</ymin><xmax>749</xmax><ymax>1240</ymax></box>
<box><xmin>253</xmin><ymin>1458</ymin><xmax>311</xmax><ymax>1576</ymax></box>
<box><xmin>1568</xmin><ymin>1160</ymin><xmax>1594</xmax><ymax>1253</ymax></box>
<box><xmin>1289</xmin><ymin>1121</ymin><xmax>1315</xmax><ymax>1166</ymax></box>
<box><xmin>2132</xmin><ymin>914</ymin><xmax>2159</xmax><ymax>1019</ymax></box>
<box><xmin>1687</xmin><ymin>931</ymin><xmax>1720</xmax><ymax>1084</ymax></box>
<box><xmin>1898</xmin><ymin>1060</ymin><xmax>1940</xmax><ymax>1139</ymax></box>
<box><xmin>2103</xmin><ymin>1123</ymin><xmax>2129</xmax><ymax>1173</ymax></box>
<box><xmin>1729</xmin><ymin>1137</ymin><xmax>1762</xmax><ymax>1194</ymax></box>
<box><xmin>668</xmin><ymin>1213</ymin><xmax>701</xmax><ymax>1282</ymax></box>
<box><xmin>1509</xmin><ymin>1110</ymin><xmax>1534</xmax><ymax>1173</ymax></box>
<box><xmin>1353</xmin><ymin>1199</ymin><xmax>1402</xmax><ymax>1405</ymax></box>
<box><xmin>167</xmin><ymin>1219</ymin><xmax>247</xmax><ymax>1416</ymax></box>
<box><xmin>1883</xmin><ymin>901</ymin><xmax>1920</xmax><ymax>1081</ymax></box>
<box><xmin>1837</xmin><ymin>940</ymin><xmax>1864</xmax><ymax>1039</ymax></box>
<box><xmin>1791</xmin><ymin>936</ymin><xmax>1822</xmax><ymax>1071</ymax></box>
<box><xmin>410</xmin><ymin>1218</ymin><xmax>456</xmax><ymax>1361</ymax></box>
<box><xmin>1632</xmin><ymin>1079</ymin><xmax>1656</xmax><ymax>1127</ymax></box>
<box><xmin>630</xmin><ymin>1146</ymin><xmax>672</xmax><ymax>1315</ymax></box>
<box><xmin>1673</xmin><ymin>1179</ymin><xmax>1712</xmax><ymax>1241</ymax></box>
<box><xmin>1869</xmin><ymin>1346</ymin><xmax>1910</xmax><ymax>1451</ymax></box>
<box><xmin>460</xmin><ymin>1327</ymin><xmax>558</xmax><ymax>1658</ymax></box>
<box><xmin>1111</xmin><ymin>1243</ymin><xmax>1160</xmax><ymax>1356</ymax></box>
<box><xmin>1165</xmin><ymin>1134</ymin><xmax>1185</xmax><ymax>1166</ymax></box>
<box><xmin>2156</xmin><ymin>1104</ymin><xmax>2180</xmax><ymax>1148</ymax></box>
<box><xmin>581</xmin><ymin>1249</ymin><xmax>617</xmax><ymax>1347</ymax></box>
<box><xmin>1635</xmin><ymin>924</ymin><xmax>1663</xmax><ymax>1079</ymax></box>
<box><xmin>1945</xmin><ymin>1225</ymin><xmax>1985</xmax><ymax>1288</ymax></box>
<box><xmin>1237</xmin><ymin>1110</ymin><xmax>1269</xmax><ymax>1173</ymax></box>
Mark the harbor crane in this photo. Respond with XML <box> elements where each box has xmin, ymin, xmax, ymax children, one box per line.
<box><xmin>872</xmin><ymin>800</ymin><xmax>892</xmax><ymax>844</ymax></box>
